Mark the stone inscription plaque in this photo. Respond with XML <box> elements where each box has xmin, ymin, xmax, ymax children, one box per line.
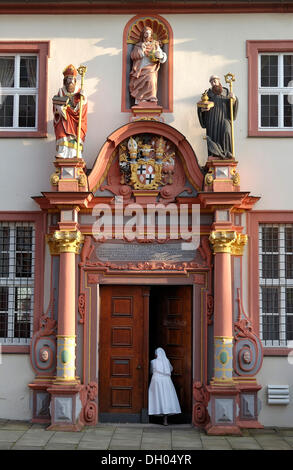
<box><xmin>96</xmin><ymin>242</ymin><xmax>196</xmax><ymax>263</ymax></box>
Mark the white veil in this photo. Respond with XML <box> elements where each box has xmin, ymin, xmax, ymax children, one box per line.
<box><xmin>153</xmin><ymin>347</ymin><xmax>173</xmax><ymax>375</ymax></box>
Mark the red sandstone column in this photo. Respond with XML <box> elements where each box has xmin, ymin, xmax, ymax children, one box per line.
<box><xmin>53</xmin><ymin>230</ymin><xmax>83</xmax><ymax>383</ymax></box>
<box><xmin>209</xmin><ymin>230</ymin><xmax>237</xmax><ymax>384</ymax></box>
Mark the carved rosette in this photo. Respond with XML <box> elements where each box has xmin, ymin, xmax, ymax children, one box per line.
<box><xmin>193</xmin><ymin>382</ymin><xmax>210</xmax><ymax>427</ymax></box>
<box><xmin>50</xmin><ymin>230</ymin><xmax>84</xmax><ymax>254</ymax></box>
<box><xmin>209</xmin><ymin>230</ymin><xmax>238</xmax><ymax>254</ymax></box>
<box><xmin>233</xmin><ymin>318</ymin><xmax>263</xmax><ymax>377</ymax></box>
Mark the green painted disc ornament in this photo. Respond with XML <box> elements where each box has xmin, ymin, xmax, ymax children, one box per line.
<box><xmin>61</xmin><ymin>349</ymin><xmax>70</xmax><ymax>364</ymax></box>
<box><xmin>220</xmin><ymin>351</ymin><xmax>228</xmax><ymax>364</ymax></box>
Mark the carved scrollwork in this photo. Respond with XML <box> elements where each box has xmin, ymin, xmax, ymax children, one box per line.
<box><xmin>233</xmin><ymin>289</ymin><xmax>263</xmax><ymax>377</ymax></box>
<box><xmin>80</xmin><ymin>382</ymin><xmax>98</xmax><ymax>425</ymax></box>
<box><xmin>193</xmin><ymin>382</ymin><xmax>210</xmax><ymax>427</ymax></box>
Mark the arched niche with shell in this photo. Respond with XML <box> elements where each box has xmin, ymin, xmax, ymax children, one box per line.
<box><xmin>122</xmin><ymin>15</ymin><xmax>173</xmax><ymax>112</ymax></box>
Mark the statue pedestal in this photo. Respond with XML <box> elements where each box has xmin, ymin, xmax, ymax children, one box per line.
<box><xmin>50</xmin><ymin>158</ymin><xmax>88</xmax><ymax>192</ymax></box>
<box><xmin>130</xmin><ymin>102</ymin><xmax>164</xmax><ymax>122</ymax></box>
<box><xmin>204</xmin><ymin>158</ymin><xmax>240</xmax><ymax>192</ymax></box>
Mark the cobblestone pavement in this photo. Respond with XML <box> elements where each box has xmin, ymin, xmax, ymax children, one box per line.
<box><xmin>0</xmin><ymin>420</ymin><xmax>293</xmax><ymax>450</ymax></box>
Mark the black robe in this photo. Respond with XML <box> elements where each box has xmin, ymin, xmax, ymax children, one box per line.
<box><xmin>198</xmin><ymin>87</ymin><xmax>238</xmax><ymax>159</ymax></box>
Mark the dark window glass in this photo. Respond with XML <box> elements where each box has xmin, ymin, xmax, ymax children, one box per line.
<box><xmin>16</xmin><ymin>253</ymin><xmax>32</xmax><ymax>278</ymax></box>
<box><xmin>262</xmin><ymin>254</ymin><xmax>279</xmax><ymax>279</ymax></box>
<box><xmin>285</xmin><ymin>226</ymin><xmax>293</xmax><ymax>252</ymax></box>
<box><xmin>283</xmin><ymin>55</ymin><xmax>293</xmax><ymax>87</ymax></box>
<box><xmin>14</xmin><ymin>287</ymin><xmax>32</xmax><ymax>338</ymax></box>
<box><xmin>20</xmin><ymin>56</ymin><xmax>37</xmax><ymax>88</ymax></box>
<box><xmin>261</xmin><ymin>55</ymin><xmax>278</xmax><ymax>87</ymax></box>
<box><xmin>0</xmin><ymin>227</ymin><xmax>9</xmax><ymax>251</ymax></box>
<box><xmin>18</xmin><ymin>95</ymin><xmax>36</xmax><ymax>128</ymax></box>
<box><xmin>261</xmin><ymin>95</ymin><xmax>278</xmax><ymax>127</ymax></box>
<box><xmin>16</xmin><ymin>227</ymin><xmax>32</xmax><ymax>251</ymax></box>
<box><xmin>286</xmin><ymin>254</ymin><xmax>293</xmax><ymax>279</ymax></box>
<box><xmin>262</xmin><ymin>287</ymin><xmax>279</xmax><ymax>313</ymax></box>
<box><xmin>283</xmin><ymin>95</ymin><xmax>293</xmax><ymax>127</ymax></box>
<box><xmin>262</xmin><ymin>226</ymin><xmax>278</xmax><ymax>252</ymax></box>
<box><xmin>286</xmin><ymin>316</ymin><xmax>293</xmax><ymax>341</ymax></box>
<box><xmin>0</xmin><ymin>95</ymin><xmax>14</xmax><ymax>127</ymax></box>
<box><xmin>0</xmin><ymin>286</ymin><xmax>8</xmax><ymax>311</ymax></box>
<box><xmin>262</xmin><ymin>315</ymin><xmax>279</xmax><ymax>341</ymax></box>
<box><xmin>0</xmin><ymin>56</ymin><xmax>14</xmax><ymax>86</ymax></box>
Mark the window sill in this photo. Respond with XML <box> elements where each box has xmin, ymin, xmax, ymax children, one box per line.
<box><xmin>1</xmin><ymin>345</ymin><xmax>30</xmax><ymax>354</ymax></box>
<box><xmin>0</xmin><ymin>130</ymin><xmax>47</xmax><ymax>138</ymax></box>
<box><xmin>263</xmin><ymin>347</ymin><xmax>293</xmax><ymax>356</ymax></box>
<box><xmin>248</xmin><ymin>130</ymin><xmax>293</xmax><ymax>137</ymax></box>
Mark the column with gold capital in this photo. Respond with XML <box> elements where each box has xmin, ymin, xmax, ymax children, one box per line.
<box><xmin>52</xmin><ymin>230</ymin><xmax>83</xmax><ymax>383</ymax></box>
<box><xmin>209</xmin><ymin>230</ymin><xmax>237</xmax><ymax>385</ymax></box>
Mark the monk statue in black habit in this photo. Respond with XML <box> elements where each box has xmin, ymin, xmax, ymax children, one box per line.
<box><xmin>197</xmin><ymin>75</ymin><xmax>238</xmax><ymax>159</ymax></box>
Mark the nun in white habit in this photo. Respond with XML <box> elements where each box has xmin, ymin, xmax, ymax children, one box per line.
<box><xmin>148</xmin><ymin>347</ymin><xmax>181</xmax><ymax>425</ymax></box>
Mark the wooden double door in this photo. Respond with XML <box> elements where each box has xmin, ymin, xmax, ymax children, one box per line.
<box><xmin>99</xmin><ymin>285</ymin><xmax>192</xmax><ymax>423</ymax></box>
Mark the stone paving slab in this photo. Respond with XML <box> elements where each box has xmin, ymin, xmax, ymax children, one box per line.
<box><xmin>0</xmin><ymin>430</ymin><xmax>26</xmax><ymax>442</ymax></box>
<box><xmin>1</xmin><ymin>420</ymin><xmax>293</xmax><ymax>450</ymax></box>
<box><xmin>227</xmin><ymin>437</ymin><xmax>262</xmax><ymax>450</ymax></box>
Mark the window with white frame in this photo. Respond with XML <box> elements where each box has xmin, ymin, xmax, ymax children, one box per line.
<box><xmin>0</xmin><ymin>54</ymin><xmax>38</xmax><ymax>130</ymax></box>
<box><xmin>259</xmin><ymin>224</ymin><xmax>293</xmax><ymax>346</ymax></box>
<box><xmin>0</xmin><ymin>222</ymin><xmax>35</xmax><ymax>345</ymax></box>
<box><xmin>259</xmin><ymin>53</ymin><xmax>293</xmax><ymax>130</ymax></box>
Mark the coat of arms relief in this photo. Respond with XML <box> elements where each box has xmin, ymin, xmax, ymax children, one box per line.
<box><xmin>119</xmin><ymin>134</ymin><xmax>175</xmax><ymax>190</ymax></box>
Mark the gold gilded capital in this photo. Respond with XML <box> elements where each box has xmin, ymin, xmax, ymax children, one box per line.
<box><xmin>48</xmin><ymin>230</ymin><xmax>84</xmax><ymax>255</ymax></box>
<box><xmin>231</xmin><ymin>233</ymin><xmax>248</xmax><ymax>256</ymax></box>
<box><xmin>209</xmin><ymin>230</ymin><xmax>238</xmax><ymax>254</ymax></box>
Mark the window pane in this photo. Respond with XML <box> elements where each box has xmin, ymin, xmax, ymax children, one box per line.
<box><xmin>286</xmin><ymin>316</ymin><xmax>293</xmax><ymax>341</ymax></box>
<box><xmin>286</xmin><ymin>254</ymin><xmax>293</xmax><ymax>279</ymax></box>
<box><xmin>283</xmin><ymin>95</ymin><xmax>293</xmax><ymax>127</ymax></box>
<box><xmin>0</xmin><ymin>56</ymin><xmax>14</xmax><ymax>87</ymax></box>
<box><xmin>262</xmin><ymin>226</ymin><xmax>278</xmax><ymax>252</ymax></box>
<box><xmin>0</xmin><ymin>253</ymin><xmax>9</xmax><ymax>278</ymax></box>
<box><xmin>0</xmin><ymin>95</ymin><xmax>14</xmax><ymax>127</ymax></box>
<box><xmin>16</xmin><ymin>252</ymin><xmax>32</xmax><ymax>278</ymax></box>
<box><xmin>0</xmin><ymin>227</ymin><xmax>9</xmax><ymax>251</ymax></box>
<box><xmin>283</xmin><ymin>55</ymin><xmax>293</xmax><ymax>87</ymax></box>
<box><xmin>18</xmin><ymin>95</ymin><xmax>36</xmax><ymax>127</ymax></box>
<box><xmin>262</xmin><ymin>287</ymin><xmax>279</xmax><ymax>313</ymax></box>
<box><xmin>20</xmin><ymin>56</ymin><xmax>37</xmax><ymax>88</ymax></box>
<box><xmin>262</xmin><ymin>315</ymin><xmax>279</xmax><ymax>341</ymax></box>
<box><xmin>261</xmin><ymin>95</ymin><xmax>278</xmax><ymax>127</ymax></box>
<box><xmin>0</xmin><ymin>286</ymin><xmax>8</xmax><ymax>311</ymax></box>
<box><xmin>261</xmin><ymin>55</ymin><xmax>278</xmax><ymax>87</ymax></box>
<box><xmin>286</xmin><ymin>288</ymin><xmax>293</xmax><ymax>313</ymax></box>
<box><xmin>16</xmin><ymin>227</ymin><xmax>32</xmax><ymax>251</ymax></box>
<box><xmin>262</xmin><ymin>254</ymin><xmax>279</xmax><ymax>278</ymax></box>
<box><xmin>14</xmin><ymin>287</ymin><xmax>32</xmax><ymax>339</ymax></box>
<box><xmin>285</xmin><ymin>226</ymin><xmax>293</xmax><ymax>252</ymax></box>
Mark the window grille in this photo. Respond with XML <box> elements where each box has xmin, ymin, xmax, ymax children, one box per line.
<box><xmin>0</xmin><ymin>54</ymin><xmax>38</xmax><ymax>130</ymax></box>
<box><xmin>259</xmin><ymin>224</ymin><xmax>293</xmax><ymax>346</ymax></box>
<box><xmin>0</xmin><ymin>222</ymin><xmax>35</xmax><ymax>345</ymax></box>
<box><xmin>259</xmin><ymin>53</ymin><xmax>293</xmax><ymax>130</ymax></box>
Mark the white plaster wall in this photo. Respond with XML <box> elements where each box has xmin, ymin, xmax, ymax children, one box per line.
<box><xmin>0</xmin><ymin>354</ymin><xmax>34</xmax><ymax>420</ymax></box>
<box><xmin>257</xmin><ymin>357</ymin><xmax>293</xmax><ymax>427</ymax></box>
<box><xmin>0</xmin><ymin>13</ymin><xmax>292</xmax><ymax>210</ymax></box>
<box><xmin>0</xmin><ymin>12</ymin><xmax>293</xmax><ymax>423</ymax></box>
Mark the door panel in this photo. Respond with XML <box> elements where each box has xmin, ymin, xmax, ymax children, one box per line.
<box><xmin>99</xmin><ymin>285</ymin><xmax>149</xmax><ymax>422</ymax></box>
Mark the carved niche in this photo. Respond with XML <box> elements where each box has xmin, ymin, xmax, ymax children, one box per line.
<box><xmin>124</xmin><ymin>16</ymin><xmax>172</xmax><ymax>111</ymax></box>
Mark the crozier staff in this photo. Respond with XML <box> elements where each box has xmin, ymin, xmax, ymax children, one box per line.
<box><xmin>197</xmin><ymin>74</ymin><xmax>238</xmax><ymax>159</ymax></box>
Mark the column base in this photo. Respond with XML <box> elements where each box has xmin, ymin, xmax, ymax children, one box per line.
<box><xmin>29</xmin><ymin>380</ymin><xmax>54</xmax><ymax>424</ymax></box>
<box><xmin>47</xmin><ymin>383</ymin><xmax>83</xmax><ymax>432</ymax></box>
<box><xmin>206</xmin><ymin>383</ymin><xmax>241</xmax><ymax>435</ymax></box>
